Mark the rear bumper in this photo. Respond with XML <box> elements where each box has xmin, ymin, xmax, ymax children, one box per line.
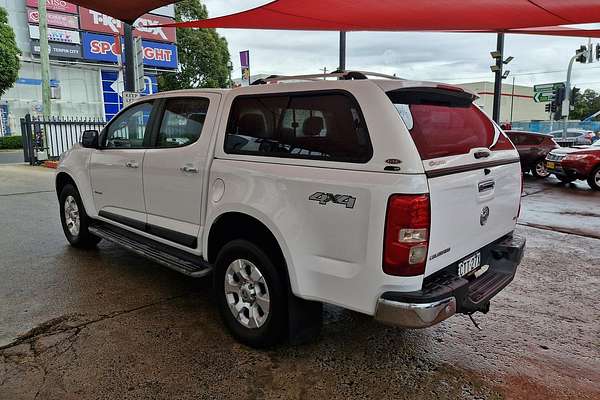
<box><xmin>374</xmin><ymin>233</ymin><xmax>526</xmax><ymax>328</ymax></box>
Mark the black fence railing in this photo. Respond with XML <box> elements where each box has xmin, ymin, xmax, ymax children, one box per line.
<box><xmin>20</xmin><ymin>114</ymin><xmax>106</xmax><ymax>164</ymax></box>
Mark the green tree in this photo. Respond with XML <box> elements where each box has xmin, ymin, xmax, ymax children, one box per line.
<box><xmin>0</xmin><ymin>7</ymin><xmax>20</xmax><ymax>97</ymax></box>
<box><xmin>570</xmin><ymin>89</ymin><xmax>600</xmax><ymax>120</ymax></box>
<box><xmin>159</xmin><ymin>0</ymin><xmax>231</xmax><ymax>90</ymax></box>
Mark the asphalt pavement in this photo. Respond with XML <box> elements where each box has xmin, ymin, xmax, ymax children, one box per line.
<box><xmin>0</xmin><ymin>150</ymin><xmax>25</xmax><ymax>165</ymax></box>
<box><xmin>0</xmin><ymin>165</ymin><xmax>598</xmax><ymax>400</ymax></box>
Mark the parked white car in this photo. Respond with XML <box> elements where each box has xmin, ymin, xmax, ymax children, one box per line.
<box><xmin>55</xmin><ymin>71</ymin><xmax>525</xmax><ymax>347</ymax></box>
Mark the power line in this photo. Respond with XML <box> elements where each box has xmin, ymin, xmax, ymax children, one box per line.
<box><xmin>425</xmin><ymin>64</ymin><xmax>600</xmax><ymax>82</ymax></box>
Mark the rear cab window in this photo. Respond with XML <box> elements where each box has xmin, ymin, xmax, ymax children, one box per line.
<box><xmin>224</xmin><ymin>91</ymin><xmax>373</xmax><ymax>163</ymax></box>
<box><xmin>387</xmin><ymin>87</ymin><xmax>513</xmax><ymax>160</ymax></box>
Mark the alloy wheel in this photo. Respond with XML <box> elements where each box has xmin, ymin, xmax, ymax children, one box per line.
<box><xmin>224</xmin><ymin>259</ymin><xmax>271</xmax><ymax>329</ymax></box>
<box><xmin>535</xmin><ymin>161</ymin><xmax>550</xmax><ymax>178</ymax></box>
<box><xmin>64</xmin><ymin>195</ymin><xmax>80</xmax><ymax>236</ymax></box>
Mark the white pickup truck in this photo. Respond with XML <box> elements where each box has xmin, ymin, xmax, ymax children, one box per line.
<box><xmin>56</xmin><ymin>71</ymin><xmax>525</xmax><ymax>347</ymax></box>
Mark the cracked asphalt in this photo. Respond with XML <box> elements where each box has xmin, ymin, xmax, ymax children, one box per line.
<box><xmin>0</xmin><ymin>165</ymin><xmax>598</xmax><ymax>400</ymax></box>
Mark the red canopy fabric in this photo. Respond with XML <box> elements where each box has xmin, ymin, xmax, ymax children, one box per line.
<box><xmin>64</xmin><ymin>0</ymin><xmax>178</xmax><ymax>23</ymax></box>
<box><xmin>161</xmin><ymin>0</ymin><xmax>600</xmax><ymax>31</ymax></box>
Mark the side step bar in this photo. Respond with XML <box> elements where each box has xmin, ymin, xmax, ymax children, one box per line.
<box><xmin>89</xmin><ymin>221</ymin><xmax>212</xmax><ymax>278</ymax></box>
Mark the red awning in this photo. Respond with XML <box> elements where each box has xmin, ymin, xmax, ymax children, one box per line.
<box><xmin>64</xmin><ymin>0</ymin><xmax>178</xmax><ymax>23</ymax></box>
<box><xmin>162</xmin><ymin>0</ymin><xmax>600</xmax><ymax>32</ymax></box>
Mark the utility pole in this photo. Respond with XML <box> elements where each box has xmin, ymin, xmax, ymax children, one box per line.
<box><xmin>322</xmin><ymin>67</ymin><xmax>327</xmax><ymax>79</ymax></box>
<box><xmin>492</xmin><ymin>33</ymin><xmax>505</xmax><ymax>123</ymax></box>
<box><xmin>38</xmin><ymin>0</ymin><xmax>51</xmax><ymax>116</ymax></box>
<box><xmin>339</xmin><ymin>31</ymin><xmax>346</xmax><ymax>71</ymax></box>
<box><xmin>124</xmin><ymin>23</ymin><xmax>135</xmax><ymax>92</ymax></box>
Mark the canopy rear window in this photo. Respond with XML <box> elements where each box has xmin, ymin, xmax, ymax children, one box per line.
<box><xmin>388</xmin><ymin>88</ymin><xmax>498</xmax><ymax>160</ymax></box>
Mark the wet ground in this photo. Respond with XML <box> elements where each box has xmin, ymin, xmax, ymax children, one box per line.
<box><xmin>0</xmin><ymin>165</ymin><xmax>598</xmax><ymax>400</ymax></box>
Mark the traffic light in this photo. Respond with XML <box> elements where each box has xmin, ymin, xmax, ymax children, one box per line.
<box><xmin>596</xmin><ymin>44</ymin><xmax>600</xmax><ymax>61</ymax></box>
<box><xmin>570</xmin><ymin>87</ymin><xmax>580</xmax><ymax>104</ymax></box>
<box><xmin>545</xmin><ymin>103</ymin><xmax>551</xmax><ymax>113</ymax></box>
<box><xmin>551</xmin><ymin>86</ymin><xmax>565</xmax><ymax>120</ymax></box>
<box><xmin>576</xmin><ymin>45</ymin><xmax>588</xmax><ymax>63</ymax></box>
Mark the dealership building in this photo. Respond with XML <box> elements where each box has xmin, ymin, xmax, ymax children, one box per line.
<box><xmin>0</xmin><ymin>0</ymin><xmax>178</xmax><ymax>136</ymax></box>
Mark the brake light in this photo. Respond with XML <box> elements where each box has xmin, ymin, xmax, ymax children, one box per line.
<box><xmin>383</xmin><ymin>194</ymin><xmax>430</xmax><ymax>276</ymax></box>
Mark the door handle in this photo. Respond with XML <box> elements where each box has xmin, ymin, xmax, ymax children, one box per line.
<box><xmin>125</xmin><ymin>161</ymin><xmax>139</xmax><ymax>168</ymax></box>
<box><xmin>180</xmin><ymin>165</ymin><xmax>198</xmax><ymax>173</ymax></box>
<box><xmin>474</xmin><ymin>150</ymin><xmax>491</xmax><ymax>159</ymax></box>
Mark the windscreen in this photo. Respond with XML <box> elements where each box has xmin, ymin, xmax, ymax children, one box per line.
<box><xmin>388</xmin><ymin>88</ymin><xmax>507</xmax><ymax>160</ymax></box>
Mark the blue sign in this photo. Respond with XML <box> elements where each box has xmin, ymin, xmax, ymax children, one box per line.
<box><xmin>101</xmin><ymin>70</ymin><xmax>159</xmax><ymax>121</ymax></box>
<box><xmin>0</xmin><ymin>104</ymin><xmax>9</xmax><ymax>136</ymax></box>
<box><xmin>82</xmin><ymin>32</ymin><xmax>178</xmax><ymax>69</ymax></box>
<box><xmin>16</xmin><ymin>78</ymin><xmax>60</xmax><ymax>87</ymax></box>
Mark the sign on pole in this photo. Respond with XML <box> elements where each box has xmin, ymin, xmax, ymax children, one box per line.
<box><xmin>533</xmin><ymin>82</ymin><xmax>565</xmax><ymax>103</ymax></box>
<box><xmin>132</xmin><ymin>36</ymin><xmax>145</xmax><ymax>92</ymax></box>
<box><xmin>122</xmin><ymin>91</ymin><xmax>141</xmax><ymax>107</ymax></box>
<box><xmin>240</xmin><ymin>50</ymin><xmax>250</xmax><ymax>84</ymax></box>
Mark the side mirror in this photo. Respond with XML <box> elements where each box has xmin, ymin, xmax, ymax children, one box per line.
<box><xmin>81</xmin><ymin>130</ymin><xmax>99</xmax><ymax>148</ymax></box>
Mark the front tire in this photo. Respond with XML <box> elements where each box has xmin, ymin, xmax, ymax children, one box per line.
<box><xmin>532</xmin><ymin>160</ymin><xmax>550</xmax><ymax>179</ymax></box>
<box><xmin>587</xmin><ymin>166</ymin><xmax>600</xmax><ymax>191</ymax></box>
<box><xmin>59</xmin><ymin>184</ymin><xmax>101</xmax><ymax>248</ymax></box>
<box><xmin>214</xmin><ymin>240</ymin><xmax>287</xmax><ymax>348</ymax></box>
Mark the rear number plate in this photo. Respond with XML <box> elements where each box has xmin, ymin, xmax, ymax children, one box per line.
<box><xmin>458</xmin><ymin>252</ymin><xmax>481</xmax><ymax>277</ymax></box>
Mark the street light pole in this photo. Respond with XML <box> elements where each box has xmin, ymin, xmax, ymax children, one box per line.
<box><xmin>492</xmin><ymin>33</ymin><xmax>505</xmax><ymax>123</ymax></box>
<box><xmin>38</xmin><ymin>0</ymin><xmax>51</xmax><ymax>116</ymax></box>
<box><xmin>562</xmin><ymin>51</ymin><xmax>583</xmax><ymax>139</ymax></box>
<box><xmin>339</xmin><ymin>31</ymin><xmax>346</xmax><ymax>71</ymax></box>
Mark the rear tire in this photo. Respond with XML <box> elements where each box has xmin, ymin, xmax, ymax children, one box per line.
<box><xmin>532</xmin><ymin>160</ymin><xmax>550</xmax><ymax>179</ymax></box>
<box><xmin>59</xmin><ymin>184</ymin><xmax>101</xmax><ymax>248</ymax></box>
<box><xmin>214</xmin><ymin>239</ymin><xmax>287</xmax><ymax>348</ymax></box>
<box><xmin>587</xmin><ymin>166</ymin><xmax>600</xmax><ymax>191</ymax></box>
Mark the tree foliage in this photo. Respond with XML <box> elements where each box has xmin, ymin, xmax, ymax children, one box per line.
<box><xmin>159</xmin><ymin>0</ymin><xmax>231</xmax><ymax>90</ymax></box>
<box><xmin>0</xmin><ymin>7</ymin><xmax>20</xmax><ymax>97</ymax></box>
<box><xmin>570</xmin><ymin>89</ymin><xmax>600</xmax><ymax>121</ymax></box>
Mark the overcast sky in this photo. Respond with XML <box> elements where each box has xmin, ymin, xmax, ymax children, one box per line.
<box><xmin>203</xmin><ymin>0</ymin><xmax>600</xmax><ymax>91</ymax></box>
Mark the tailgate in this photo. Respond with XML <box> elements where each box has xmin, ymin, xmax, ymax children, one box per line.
<box><xmin>386</xmin><ymin>85</ymin><xmax>522</xmax><ymax>277</ymax></box>
<box><xmin>424</xmin><ymin>150</ymin><xmax>521</xmax><ymax>276</ymax></box>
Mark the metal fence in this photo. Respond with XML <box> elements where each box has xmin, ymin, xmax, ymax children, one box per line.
<box><xmin>511</xmin><ymin>120</ymin><xmax>600</xmax><ymax>134</ymax></box>
<box><xmin>20</xmin><ymin>114</ymin><xmax>106</xmax><ymax>164</ymax></box>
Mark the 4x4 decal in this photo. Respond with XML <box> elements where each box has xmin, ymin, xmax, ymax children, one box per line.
<box><xmin>309</xmin><ymin>192</ymin><xmax>356</xmax><ymax>209</ymax></box>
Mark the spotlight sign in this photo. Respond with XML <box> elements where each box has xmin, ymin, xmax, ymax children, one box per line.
<box><xmin>79</xmin><ymin>8</ymin><xmax>176</xmax><ymax>43</ymax></box>
<box><xmin>26</xmin><ymin>0</ymin><xmax>78</xmax><ymax>14</ymax></box>
<box><xmin>82</xmin><ymin>32</ymin><xmax>178</xmax><ymax>69</ymax></box>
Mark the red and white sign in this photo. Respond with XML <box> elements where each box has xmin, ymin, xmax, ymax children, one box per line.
<box><xmin>26</xmin><ymin>0</ymin><xmax>78</xmax><ymax>14</ymax></box>
<box><xmin>28</xmin><ymin>8</ymin><xmax>79</xmax><ymax>30</ymax></box>
<box><xmin>29</xmin><ymin>25</ymin><xmax>81</xmax><ymax>44</ymax></box>
<box><xmin>79</xmin><ymin>8</ymin><xmax>176</xmax><ymax>43</ymax></box>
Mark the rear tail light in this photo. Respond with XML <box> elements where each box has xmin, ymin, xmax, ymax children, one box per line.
<box><xmin>383</xmin><ymin>194</ymin><xmax>430</xmax><ymax>276</ymax></box>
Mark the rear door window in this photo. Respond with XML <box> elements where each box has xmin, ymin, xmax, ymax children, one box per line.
<box><xmin>224</xmin><ymin>91</ymin><xmax>372</xmax><ymax>163</ymax></box>
<box><xmin>388</xmin><ymin>88</ymin><xmax>511</xmax><ymax>160</ymax></box>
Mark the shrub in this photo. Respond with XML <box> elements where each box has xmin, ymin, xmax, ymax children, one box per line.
<box><xmin>0</xmin><ymin>135</ymin><xmax>23</xmax><ymax>149</ymax></box>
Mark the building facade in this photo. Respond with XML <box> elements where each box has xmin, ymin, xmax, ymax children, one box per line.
<box><xmin>0</xmin><ymin>0</ymin><xmax>178</xmax><ymax>136</ymax></box>
<box><xmin>458</xmin><ymin>81</ymin><xmax>548</xmax><ymax>124</ymax></box>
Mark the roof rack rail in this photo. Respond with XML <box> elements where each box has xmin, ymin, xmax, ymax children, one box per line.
<box><xmin>250</xmin><ymin>70</ymin><xmax>402</xmax><ymax>85</ymax></box>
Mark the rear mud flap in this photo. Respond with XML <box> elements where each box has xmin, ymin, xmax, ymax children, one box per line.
<box><xmin>287</xmin><ymin>293</ymin><xmax>323</xmax><ymax>345</ymax></box>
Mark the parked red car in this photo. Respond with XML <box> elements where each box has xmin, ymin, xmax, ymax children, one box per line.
<box><xmin>505</xmin><ymin>130</ymin><xmax>559</xmax><ymax>178</ymax></box>
<box><xmin>545</xmin><ymin>141</ymin><xmax>600</xmax><ymax>190</ymax></box>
